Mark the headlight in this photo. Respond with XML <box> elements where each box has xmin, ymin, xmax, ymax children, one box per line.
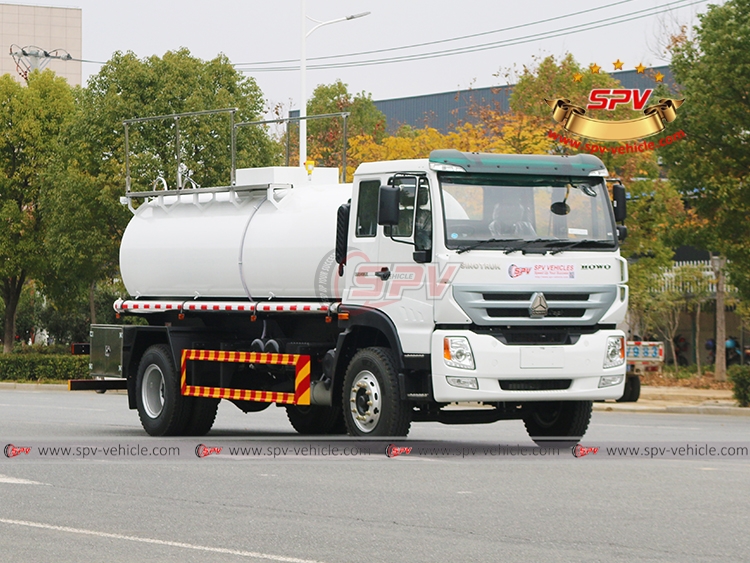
<box><xmin>604</xmin><ymin>336</ymin><xmax>625</xmax><ymax>368</ymax></box>
<box><xmin>444</xmin><ymin>337</ymin><xmax>475</xmax><ymax>370</ymax></box>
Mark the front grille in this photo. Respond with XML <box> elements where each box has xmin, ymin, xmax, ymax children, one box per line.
<box><xmin>453</xmin><ymin>284</ymin><xmax>617</xmax><ymax>327</ymax></box>
<box><xmin>494</xmin><ymin>329</ymin><xmax>581</xmax><ymax>345</ymax></box>
<box><xmin>482</xmin><ymin>293</ymin><xmax>532</xmax><ymax>301</ymax></box>
<box><xmin>484</xmin><ymin>292</ymin><xmax>588</xmax><ymax>302</ymax></box>
<box><xmin>487</xmin><ymin>308</ymin><xmax>586</xmax><ymax>318</ymax></box>
<box><xmin>499</xmin><ymin>379</ymin><xmax>572</xmax><ymax>391</ymax></box>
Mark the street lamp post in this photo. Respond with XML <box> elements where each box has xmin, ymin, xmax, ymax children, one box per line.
<box><xmin>299</xmin><ymin>1</ymin><xmax>369</xmax><ymax>167</ymax></box>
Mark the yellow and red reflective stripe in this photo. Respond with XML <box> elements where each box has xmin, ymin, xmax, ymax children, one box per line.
<box><xmin>181</xmin><ymin>349</ymin><xmax>311</xmax><ymax>405</ymax></box>
<box><xmin>182</xmin><ymin>386</ymin><xmax>296</xmax><ymax>404</ymax></box>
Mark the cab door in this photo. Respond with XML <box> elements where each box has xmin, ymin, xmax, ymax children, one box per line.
<box><xmin>377</xmin><ymin>175</ymin><xmax>435</xmax><ymax>354</ymax></box>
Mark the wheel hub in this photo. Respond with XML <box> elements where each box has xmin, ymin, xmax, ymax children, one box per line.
<box><xmin>142</xmin><ymin>364</ymin><xmax>166</xmax><ymax>419</ymax></box>
<box><xmin>348</xmin><ymin>370</ymin><xmax>381</xmax><ymax>433</ymax></box>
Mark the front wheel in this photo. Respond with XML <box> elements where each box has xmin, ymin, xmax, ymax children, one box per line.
<box><xmin>522</xmin><ymin>401</ymin><xmax>592</xmax><ymax>447</ymax></box>
<box><xmin>342</xmin><ymin>347</ymin><xmax>411</xmax><ymax>437</ymax></box>
<box><xmin>135</xmin><ymin>344</ymin><xmax>191</xmax><ymax>436</ymax></box>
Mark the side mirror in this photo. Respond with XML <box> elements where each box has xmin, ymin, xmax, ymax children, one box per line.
<box><xmin>617</xmin><ymin>225</ymin><xmax>628</xmax><ymax>242</ymax></box>
<box><xmin>412</xmin><ymin>250</ymin><xmax>431</xmax><ymax>263</ymax></box>
<box><xmin>377</xmin><ymin>185</ymin><xmax>400</xmax><ymax>226</ymax></box>
<box><xmin>612</xmin><ymin>183</ymin><xmax>627</xmax><ymax>223</ymax></box>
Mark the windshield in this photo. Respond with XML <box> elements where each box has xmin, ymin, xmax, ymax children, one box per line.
<box><xmin>439</xmin><ymin>173</ymin><xmax>617</xmax><ymax>251</ymax></box>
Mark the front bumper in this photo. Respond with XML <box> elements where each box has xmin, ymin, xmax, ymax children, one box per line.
<box><xmin>431</xmin><ymin>329</ymin><xmax>626</xmax><ymax>402</ymax></box>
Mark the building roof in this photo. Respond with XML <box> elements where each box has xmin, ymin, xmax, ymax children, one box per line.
<box><xmin>373</xmin><ymin>65</ymin><xmax>675</xmax><ymax>134</ymax></box>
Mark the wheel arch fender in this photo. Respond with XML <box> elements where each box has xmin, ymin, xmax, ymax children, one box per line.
<box><xmin>330</xmin><ymin>307</ymin><xmax>406</xmax><ymax>401</ymax></box>
<box><xmin>124</xmin><ymin>327</ymin><xmax>170</xmax><ymax>410</ymax></box>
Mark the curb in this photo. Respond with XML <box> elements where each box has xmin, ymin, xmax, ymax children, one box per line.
<box><xmin>0</xmin><ymin>382</ymin><xmax>127</xmax><ymax>394</ymax></box>
<box><xmin>594</xmin><ymin>403</ymin><xmax>750</xmax><ymax>417</ymax></box>
<box><xmin>0</xmin><ymin>382</ymin><xmax>69</xmax><ymax>391</ymax></box>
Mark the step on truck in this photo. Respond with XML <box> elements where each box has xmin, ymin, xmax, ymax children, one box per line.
<box><xmin>74</xmin><ymin>110</ymin><xmax>629</xmax><ymax>444</ymax></box>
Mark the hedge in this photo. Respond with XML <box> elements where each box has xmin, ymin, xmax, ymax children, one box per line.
<box><xmin>0</xmin><ymin>354</ymin><xmax>90</xmax><ymax>382</ymax></box>
<box><xmin>728</xmin><ymin>365</ymin><xmax>750</xmax><ymax>408</ymax></box>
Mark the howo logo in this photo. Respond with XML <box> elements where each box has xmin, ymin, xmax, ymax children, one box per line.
<box><xmin>581</xmin><ymin>264</ymin><xmax>611</xmax><ymax>270</ymax></box>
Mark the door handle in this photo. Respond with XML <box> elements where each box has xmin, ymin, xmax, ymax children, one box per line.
<box><xmin>375</xmin><ymin>267</ymin><xmax>391</xmax><ymax>281</ymax></box>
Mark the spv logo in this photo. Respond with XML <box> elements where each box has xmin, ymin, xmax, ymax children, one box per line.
<box><xmin>4</xmin><ymin>444</ymin><xmax>31</xmax><ymax>458</ymax></box>
<box><xmin>508</xmin><ymin>264</ymin><xmax>531</xmax><ymax>278</ymax></box>
<box><xmin>587</xmin><ymin>89</ymin><xmax>653</xmax><ymax>111</ymax></box>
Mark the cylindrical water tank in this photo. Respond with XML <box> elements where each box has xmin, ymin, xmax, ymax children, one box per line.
<box><xmin>120</xmin><ymin>181</ymin><xmax>351</xmax><ymax>300</ymax></box>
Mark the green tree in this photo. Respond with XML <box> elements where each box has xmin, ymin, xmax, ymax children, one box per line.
<box><xmin>82</xmin><ymin>48</ymin><xmax>280</xmax><ymax>190</ymax></box>
<box><xmin>304</xmin><ymin>79</ymin><xmax>386</xmax><ymax>170</ymax></box>
<box><xmin>659</xmin><ymin>0</ymin><xmax>750</xmax><ymax>379</ymax></box>
<box><xmin>40</xmin><ymin>49</ymin><xmax>281</xmax><ymax>327</ymax></box>
<box><xmin>0</xmin><ymin>71</ymin><xmax>75</xmax><ymax>353</ymax></box>
<box><xmin>622</xmin><ymin>179</ymin><xmax>686</xmax><ymax>338</ymax></box>
<box><xmin>509</xmin><ymin>53</ymin><xmax>661</xmax><ymax>180</ymax></box>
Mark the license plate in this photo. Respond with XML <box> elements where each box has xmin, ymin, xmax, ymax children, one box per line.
<box><xmin>520</xmin><ymin>347</ymin><xmax>564</xmax><ymax>369</ymax></box>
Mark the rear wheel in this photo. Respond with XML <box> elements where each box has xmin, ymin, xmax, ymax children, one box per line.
<box><xmin>522</xmin><ymin>401</ymin><xmax>592</xmax><ymax>447</ymax></box>
<box><xmin>286</xmin><ymin>404</ymin><xmax>345</xmax><ymax>435</ymax></box>
<box><xmin>136</xmin><ymin>344</ymin><xmax>191</xmax><ymax>436</ymax></box>
<box><xmin>183</xmin><ymin>398</ymin><xmax>220</xmax><ymax>436</ymax></box>
<box><xmin>342</xmin><ymin>347</ymin><xmax>411</xmax><ymax>437</ymax></box>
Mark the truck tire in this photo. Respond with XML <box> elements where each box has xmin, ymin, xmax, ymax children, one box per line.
<box><xmin>522</xmin><ymin>401</ymin><xmax>592</xmax><ymax>447</ymax></box>
<box><xmin>616</xmin><ymin>377</ymin><xmax>632</xmax><ymax>402</ymax></box>
<box><xmin>342</xmin><ymin>347</ymin><xmax>411</xmax><ymax>437</ymax></box>
<box><xmin>183</xmin><ymin>398</ymin><xmax>220</xmax><ymax>436</ymax></box>
<box><xmin>616</xmin><ymin>376</ymin><xmax>641</xmax><ymax>403</ymax></box>
<box><xmin>135</xmin><ymin>344</ymin><xmax>191</xmax><ymax>436</ymax></box>
<box><xmin>627</xmin><ymin>376</ymin><xmax>640</xmax><ymax>402</ymax></box>
<box><xmin>286</xmin><ymin>405</ymin><xmax>345</xmax><ymax>435</ymax></box>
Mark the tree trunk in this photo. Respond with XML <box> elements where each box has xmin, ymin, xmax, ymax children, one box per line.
<box><xmin>713</xmin><ymin>255</ymin><xmax>727</xmax><ymax>381</ymax></box>
<box><xmin>2</xmin><ymin>276</ymin><xmax>25</xmax><ymax>354</ymax></box>
<box><xmin>695</xmin><ymin>302</ymin><xmax>702</xmax><ymax>377</ymax></box>
<box><xmin>89</xmin><ymin>280</ymin><xmax>97</xmax><ymax>326</ymax></box>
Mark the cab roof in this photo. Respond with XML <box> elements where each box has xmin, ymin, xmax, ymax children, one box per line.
<box><xmin>430</xmin><ymin>149</ymin><xmax>608</xmax><ymax>177</ymax></box>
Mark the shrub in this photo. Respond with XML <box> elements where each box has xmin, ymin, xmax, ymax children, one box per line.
<box><xmin>0</xmin><ymin>354</ymin><xmax>90</xmax><ymax>382</ymax></box>
<box><xmin>12</xmin><ymin>344</ymin><xmax>72</xmax><ymax>355</ymax></box>
<box><xmin>728</xmin><ymin>365</ymin><xmax>750</xmax><ymax>407</ymax></box>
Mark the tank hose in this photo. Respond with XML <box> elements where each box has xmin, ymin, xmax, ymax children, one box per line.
<box><xmin>238</xmin><ymin>195</ymin><xmax>267</xmax><ymax>301</ymax></box>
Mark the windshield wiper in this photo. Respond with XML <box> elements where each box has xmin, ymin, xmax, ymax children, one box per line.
<box><xmin>547</xmin><ymin>239</ymin><xmax>616</xmax><ymax>255</ymax></box>
<box><xmin>456</xmin><ymin>238</ymin><xmax>555</xmax><ymax>255</ymax></box>
<box><xmin>456</xmin><ymin>238</ymin><xmax>514</xmax><ymax>254</ymax></box>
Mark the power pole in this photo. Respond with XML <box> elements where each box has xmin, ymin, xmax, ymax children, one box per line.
<box><xmin>9</xmin><ymin>44</ymin><xmax>73</xmax><ymax>82</ymax></box>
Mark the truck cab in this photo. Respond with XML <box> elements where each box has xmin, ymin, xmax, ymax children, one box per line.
<box><xmin>336</xmin><ymin>150</ymin><xmax>628</xmax><ymax>439</ymax></box>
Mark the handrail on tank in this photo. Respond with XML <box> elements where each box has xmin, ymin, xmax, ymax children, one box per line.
<box><xmin>123</xmin><ymin>109</ymin><xmax>352</xmax><ymax>195</ymax></box>
<box><xmin>234</xmin><ymin>112</ymin><xmax>351</xmax><ymax>183</ymax></box>
<box><xmin>123</xmin><ymin>108</ymin><xmax>238</xmax><ymax>194</ymax></box>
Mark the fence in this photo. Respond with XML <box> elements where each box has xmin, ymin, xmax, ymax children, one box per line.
<box><xmin>656</xmin><ymin>260</ymin><xmax>737</xmax><ymax>296</ymax></box>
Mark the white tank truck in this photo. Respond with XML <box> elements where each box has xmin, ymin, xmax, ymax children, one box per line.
<box><xmin>73</xmin><ymin>109</ymin><xmax>629</xmax><ymax>444</ymax></box>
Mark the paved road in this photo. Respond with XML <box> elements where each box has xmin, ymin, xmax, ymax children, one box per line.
<box><xmin>0</xmin><ymin>389</ymin><xmax>748</xmax><ymax>562</ymax></box>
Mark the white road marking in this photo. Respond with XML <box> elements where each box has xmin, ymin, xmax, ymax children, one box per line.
<box><xmin>0</xmin><ymin>403</ymin><xmax>107</xmax><ymax>412</ymax></box>
<box><xmin>597</xmin><ymin>424</ymin><xmax>701</xmax><ymax>430</ymax></box>
<box><xmin>0</xmin><ymin>475</ymin><xmax>47</xmax><ymax>485</ymax></box>
<box><xmin>0</xmin><ymin>518</ymin><xmax>326</xmax><ymax>563</ymax></box>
